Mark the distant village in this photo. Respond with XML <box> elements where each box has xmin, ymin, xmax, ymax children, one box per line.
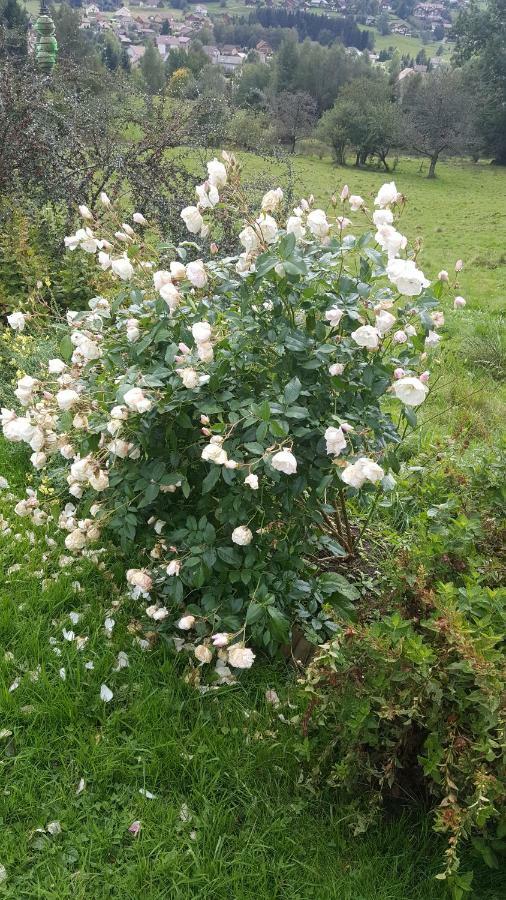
<box><xmin>60</xmin><ymin>0</ymin><xmax>461</xmax><ymax>76</ymax></box>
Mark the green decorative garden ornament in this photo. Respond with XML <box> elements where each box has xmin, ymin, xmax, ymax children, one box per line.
<box><xmin>35</xmin><ymin>0</ymin><xmax>58</xmax><ymax>74</ymax></box>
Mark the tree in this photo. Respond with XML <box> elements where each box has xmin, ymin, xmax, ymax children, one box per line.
<box><xmin>160</xmin><ymin>18</ymin><xmax>171</xmax><ymax>35</ymax></box>
<box><xmin>453</xmin><ymin>0</ymin><xmax>506</xmax><ymax>164</ymax></box>
<box><xmin>0</xmin><ymin>0</ymin><xmax>28</xmax><ymax>57</ymax></box>
<box><xmin>401</xmin><ymin>70</ymin><xmax>478</xmax><ymax>177</ymax></box>
<box><xmin>318</xmin><ymin>75</ymin><xmax>401</xmax><ymax>169</ymax></box>
<box><xmin>271</xmin><ymin>91</ymin><xmax>317</xmax><ymax>153</ymax></box>
<box><xmin>53</xmin><ymin>2</ymin><xmax>95</xmax><ymax>65</ymax></box>
<box><xmin>275</xmin><ymin>33</ymin><xmax>299</xmax><ymax>93</ymax></box>
<box><xmin>140</xmin><ymin>41</ymin><xmax>165</xmax><ymax>94</ymax></box>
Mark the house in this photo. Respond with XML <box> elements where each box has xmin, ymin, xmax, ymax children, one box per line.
<box><xmin>114</xmin><ymin>6</ymin><xmax>133</xmax><ymax>20</ymax></box>
<box><xmin>127</xmin><ymin>45</ymin><xmax>146</xmax><ymax>65</ymax></box>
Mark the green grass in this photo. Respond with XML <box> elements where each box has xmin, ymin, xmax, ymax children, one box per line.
<box><xmin>1</xmin><ymin>156</ymin><xmax>506</xmax><ymax>897</ymax></box>
<box><xmin>1</xmin><ymin>441</ymin><xmax>505</xmax><ymax>899</ymax></box>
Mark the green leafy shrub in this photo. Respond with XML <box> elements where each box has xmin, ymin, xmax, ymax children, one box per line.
<box><xmin>300</xmin><ymin>447</ymin><xmax>506</xmax><ymax>898</ymax></box>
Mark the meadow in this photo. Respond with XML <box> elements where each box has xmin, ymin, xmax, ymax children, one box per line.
<box><xmin>1</xmin><ymin>155</ymin><xmax>505</xmax><ymax>898</ymax></box>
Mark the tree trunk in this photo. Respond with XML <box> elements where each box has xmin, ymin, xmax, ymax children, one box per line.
<box><xmin>427</xmin><ymin>154</ymin><xmax>438</xmax><ymax>178</ymax></box>
<box><xmin>355</xmin><ymin>151</ymin><xmax>360</xmax><ymax>167</ymax></box>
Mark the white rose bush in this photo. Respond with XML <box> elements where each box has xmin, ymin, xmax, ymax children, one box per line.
<box><xmin>2</xmin><ymin>153</ymin><xmax>465</xmax><ymax>673</ymax></box>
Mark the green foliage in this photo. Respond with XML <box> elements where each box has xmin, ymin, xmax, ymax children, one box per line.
<box><xmin>300</xmin><ymin>446</ymin><xmax>506</xmax><ymax>896</ymax></box>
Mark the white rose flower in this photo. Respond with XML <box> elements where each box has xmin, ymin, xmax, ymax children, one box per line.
<box><xmin>126</xmin><ymin>319</ymin><xmax>140</xmax><ymax>343</ymax></box>
<box><xmin>329</xmin><ymin>363</ymin><xmax>345</xmax><ymax>376</ymax></box>
<box><xmin>438</xmin><ymin>270</ymin><xmax>449</xmax><ymax>281</ymax></box>
<box><xmin>454</xmin><ymin>296</ymin><xmax>466</xmax><ymax>309</ymax></box>
<box><xmin>48</xmin><ymin>358</ymin><xmax>66</xmax><ymax>374</ymax></box>
<box><xmin>166</xmin><ymin>560</ymin><xmax>181</xmax><ymax>576</ymax></box>
<box><xmin>30</xmin><ymin>451</ymin><xmax>47</xmax><ymax>469</ymax></box>
<box><xmin>431</xmin><ymin>311</ymin><xmax>445</xmax><ymax>328</ymax></box>
<box><xmin>425</xmin><ymin>330</ymin><xmax>441</xmax><ymax>349</ymax></box>
<box><xmin>111</xmin><ymin>257</ymin><xmax>134</xmax><ymax>281</ymax></box>
<box><xmin>348</xmin><ymin>194</ymin><xmax>364</xmax><ymax>212</ymax></box>
<box><xmin>169</xmin><ymin>259</ymin><xmax>188</xmax><ymax>281</ymax></box>
<box><xmin>207</xmin><ymin>158</ymin><xmax>227</xmax><ymax>188</ymax></box>
<box><xmin>391</xmin><ymin>376</ymin><xmax>429</xmax><ymax>407</ymax></box>
<box><xmin>7</xmin><ymin>311</ymin><xmax>26</xmax><ymax>332</ymax></box>
<box><xmin>239</xmin><ymin>225</ymin><xmax>260</xmax><ymax>254</ymax></box>
<box><xmin>375</xmin><ymin>310</ymin><xmax>396</xmax><ymax>336</ymax></box>
<box><xmin>286</xmin><ymin>215</ymin><xmax>306</xmax><ymax>241</ymax></box>
<box><xmin>271</xmin><ymin>449</ymin><xmax>297</xmax><ymax>475</ymax></box>
<box><xmin>178</xmin><ymin>368</ymin><xmax>200</xmax><ymax>390</ymax></box>
<box><xmin>325</xmin><ymin>306</ymin><xmax>344</xmax><ymax>327</ymax></box>
<box><xmin>393</xmin><ymin>330</ymin><xmax>407</xmax><ymax>343</ymax></box>
<box><xmin>133</xmin><ymin>212</ymin><xmax>147</xmax><ymax>226</ymax></box>
<box><xmin>195</xmin><ymin>645</ymin><xmax>213</xmax><ymax>664</ymax></box>
<box><xmin>100</xmin><ymin>191</ymin><xmax>111</xmax><ymax>207</ymax></box>
<box><xmin>56</xmin><ymin>389</ymin><xmax>79</xmax><ymax>410</ymax></box>
<box><xmin>3</xmin><ymin>415</ymin><xmax>34</xmax><ymax>443</ymax></box>
<box><xmin>197</xmin><ymin>341</ymin><xmax>213</xmax><ymax>362</ymax></box>
<box><xmin>372</xmin><ymin>209</ymin><xmax>394</xmax><ymax>227</ymax></box>
<box><xmin>186</xmin><ymin>260</ymin><xmax>208</xmax><ymax>288</ymax></box>
<box><xmin>177</xmin><ymin>614</ymin><xmax>196</xmax><ymax>630</ymax></box>
<box><xmin>159</xmin><ymin>282</ymin><xmax>180</xmax><ymax>311</ymax></box>
<box><xmin>374</xmin><ymin>181</ymin><xmax>399</xmax><ymax>208</ymax></box>
<box><xmin>192</xmin><ymin>321</ymin><xmax>212</xmax><ymax>344</ymax></box>
<box><xmin>256</xmin><ymin>214</ymin><xmax>278</xmax><ymax>244</ymax></box>
<box><xmin>341</xmin><ymin>457</ymin><xmax>384</xmax><ymax>489</ymax></box>
<box><xmin>181</xmin><ymin>206</ymin><xmax>204</xmax><ymax>235</ymax></box>
<box><xmin>124</xmin><ymin>388</ymin><xmax>152</xmax><ymax>414</ymax></box>
<box><xmin>261</xmin><ymin>187</ymin><xmax>283</xmax><ymax>212</ymax></box>
<box><xmin>231</xmin><ymin>525</ymin><xmax>253</xmax><ymax>546</ymax></box>
<box><xmin>153</xmin><ymin>269</ymin><xmax>172</xmax><ymax>291</ymax></box>
<box><xmin>202</xmin><ymin>443</ymin><xmax>228</xmax><ymax>465</ymax></box>
<box><xmin>351</xmin><ymin>325</ymin><xmax>379</xmax><ymax>350</ymax></box>
<box><xmin>244</xmin><ymin>473</ymin><xmax>259</xmax><ymax>490</ymax></box>
<box><xmin>78</xmin><ymin>204</ymin><xmax>93</xmax><ymax>220</ymax></box>
<box><xmin>196</xmin><ymin>182</ymin><xmax>220</xmax><ymax>209</ymax></box>
<box><xmin>228</xmin><ymin>646</ymin><xmax>256</xmax><ymax>669</ymax></box>
<box><xmin>98</xmin><ymin>251</ymin><xmax>111</xmax><ymax>270</ymax></box>
<box><xmin>307</xmin><ymin>209</ymin><xmax>329</xmax><ymax>239</ymax></box>
<box><xmin>100</xmin><ymin>684</ymin><xmax>113</xmax><ymax>703</ymax></box>
<box><xmin>324</xmin><ymin>426</ymin><xmax>346</xmax><ymax>456</ymax></box>
<box><xmin>375</xmin><ymin>225</ymin><xmax>407</xmax><ymax>258</ymax></box>
<box><xmin>386</xmin><ymin>258</ymin><xmax>429</xmax><ymax>296</ymax></box>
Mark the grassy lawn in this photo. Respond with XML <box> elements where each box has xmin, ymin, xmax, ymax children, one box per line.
<box><xmin>1</xmin><ymin>441</ymin><xmax>505</xmax><ymax>899</ymax></box>
<box><xmin>1</xmin><ymin>155</ymin><xmax>505</xmax><ymax>897</ymax></box>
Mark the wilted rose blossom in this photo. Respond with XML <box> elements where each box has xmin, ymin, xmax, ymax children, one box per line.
<box><xmin>271</xmin><ymin>449</ymin><xmax>297</xmax><ymax>475</ymax></box>
<box><xmin>192</xmin><ymin>322</ymin><xmax>212</xmax><ymax>344</ymax></box>
<box><xmin>48</xmin><ymin>359</ymin><xmax>66</xmax><ymax>375</ymax></box>
<box><xmin>425</xmin><ymin>330</ymin><xmax>441</xmax><ymax>349</ymax></box>
<box><xmin>431</xmin><ymin>311</ymin><xmax>445</xmax><ymax>328</ymax></box>
<box><xmin>178</xmin><ymin>368</ymin><xmax>200</xmax><ymax>390</ymax></box>
<box><xmin>56</xmin><ymin>389</ymin><xmax>79</xmax><ymax>411</ymax></box>
<box><xmin>100</xmin><ymin>191</ymin><xmax>111</xmax><ymax>207</ymax></box>
<box><xmin>133</xmin><ymin>212</ymin><xmax>148</xmax><ymax>226</ymax></box>
<box><xmin>166</xmin><ymin>560</ymin><xmax>181</xmax><ymax>576</ymax></box>
<box><xmin>391</xmin><ymin>376</ymin><xmax>429</xmax><ymax>407</ymax></box>
<box><xmin>231</xmin><ymin>525</ymin><xmax>253</xmax><ymax>546</ymax></box>
<box><xmin>194</xmin><ymin>645</ymin><xmax>213</xmax><ymax>664</ymax></box>
<box><xmin>177</xmin><ymin>615</ymin><xmax>196</xmax><ymax>630</ymax></box>
<box><xmin>146</xmin><ymin>605</ymin><xmax>169</xmax><ymax>622</ymax></box>
<box><xmin>438</xmin><ymin>270</ymin><xmax>449</xmax><ymax>281</ymax></box>
<box><xmin>228</xmin><ymin>646</ymin><xmax>255</xmax><ymax>669</ymax></box>
<box><xmin>126</xmin><ymin>569</ymin><xmax>153</xmax><ymax>593</ymax></box>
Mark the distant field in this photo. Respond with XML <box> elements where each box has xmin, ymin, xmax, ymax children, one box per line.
<box><xmin>360</xmin><ymin>24</ymin><xmax>449</xmax><ymax>59</ymax></box>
